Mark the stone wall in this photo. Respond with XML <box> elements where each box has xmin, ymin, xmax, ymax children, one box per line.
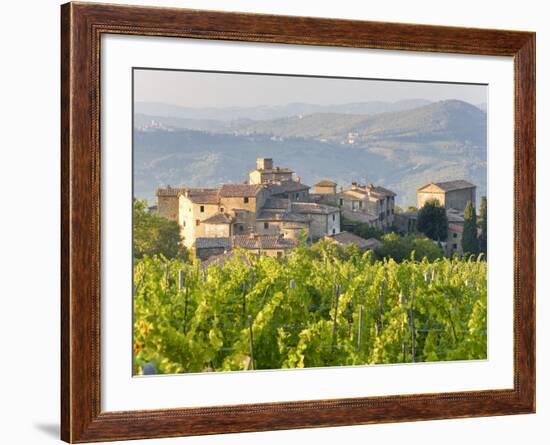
<box><xmin>157</xmin><ymin>195</ymin><xmax>179</xmax><ymax>221</ymax></box>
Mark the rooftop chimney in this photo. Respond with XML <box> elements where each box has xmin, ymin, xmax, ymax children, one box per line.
<box><xmin>256</xmin><ymin>158</ymin><xmax>273</xmax><ymax>170</ymax></box>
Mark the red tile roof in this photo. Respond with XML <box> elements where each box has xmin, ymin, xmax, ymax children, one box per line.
<box><xmin>326</xmin><ymin>232</ymin><xmax>381</xmax><ymax>250</ymax></box>
<box><xmin>418</xmin><ymin>180</ymin><xmax>476</xmax><ymax>192</ymax></box>
<box><xmin>232</xmin><ymin>234</ymin><xmax>295</xmax><ymax>250</ymax></box>
<box><xmin>202</xmin><ymin>213</ymin><xmax>234</xmax><ymax>224</ymax></box>
<box><xmin>186</xmin><ymin>188</ymin><xmax>220</xmax><ymax>204</ymax></box>
<box><xmin>448</xmin><ymin>223</ymin><xmax>464</xmax><ymax>233</ymax></box>
<box><xmin>219</xmin><ymin>184</ymin><xmax>262</xmax><ymax>197</ymax></box>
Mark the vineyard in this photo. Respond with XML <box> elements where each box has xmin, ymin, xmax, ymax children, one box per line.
<box><xmin>133</xmin><ymin>241</ymin><xmax>487</xmax><ymax>375</ymax></box>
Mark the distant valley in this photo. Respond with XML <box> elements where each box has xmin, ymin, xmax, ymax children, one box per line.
<box><xmin>133</xmin><ymin>99</ymin><xmax>487</xmax><ymax>208</ymax></box>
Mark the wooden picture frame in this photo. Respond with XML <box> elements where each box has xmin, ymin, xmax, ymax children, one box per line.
<box><xmin>61</xmin><ymin>2</ymin><xmax>535</xmax><ymax>442</ymax></box>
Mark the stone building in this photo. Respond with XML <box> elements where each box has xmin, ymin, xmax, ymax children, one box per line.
<box><xmin>335</xmin><ymin>182</ymin><xmax>396</xmax><ymax>230</ymax></box>
<box><xmin>417</xmin><ymin>180</ymin><xmax>476</xmax><ymax>211</ymax></box>
<box><xmin>156</xmin><ymin>186</ymin><xmax>185</xmax><ymax>221</ymax></box>
<box><xmin>249</xmin><ymin>158</ymin><xmax>294</xmax><ymax>184</ymax></box>
<box><xmin>290</xmin><ymin>202</ymin><xmax>341</xmax><ymax>239</ymax></box>
<box><xmin>156</xmin><ymin>158</ymin><xmax>342</xmax><ymax>256</ymax></box>
<box><xmin>194</xmin><ymin>237</ymin><xmax>231</xmax><ymax>260</ymax></box>
<box><xmin>313</xmin><ymin>179</ymin><xmax>337</xmax><ymax>195</ymax></box>
<box><xmin>232</xmin><ymin>234</ymin><xmax>295</xmax><ymax>258</ymax></box>
<box><xmin>393</xmin><ymin>211</ymin><xmax>418</xmax><ymax>235</ymax></box>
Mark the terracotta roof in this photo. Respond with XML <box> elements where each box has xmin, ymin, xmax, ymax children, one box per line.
<box><xmin>219</xmin><ymin>184</ymin><xmax>262</xmax><ymax>197</ymax></box>
<box><xmin>448</xmin><ymin>223</ymin><xmax>464</xmax><ymax>233</ymax></box>
<box><xmin>291</xmin><ymin>202</ymin><xmax>340</xmax><ymax>215</ymax></box>
<box><xmin>267</xmin><ymin>181</ymin><xmax>310</xmax><ymax>195</ymax></box>
<box><xmin>233</xmin><ymin>234</ymin><xmax>295</xmax><ymax>250</ymax></box>
<box><xmin>200</xmin><ymin>251</ymin><xmax>252</xmax><ymax>270</ymax></box>
<box><xmin>366</xmin><ymin>185</ymin><xmax>396</xmax><ymax>198</ymax></box>
<box><xmin>202</xmin><ymin>213</ymin><xmax>233</xmax><ymax>224</ymax></box>
<box><xmin>327</xmin><ymin>232</ymin><xmax>381</xmax><ymax>250</ymax></box>
<box><xmin>344</xmin><ymin>183</ymin><xmax>396</xmax><ymax>198</ymax></box>
<box><xmin>315</xmin><ymin>179</ymin><xmax>337</xmax><ymax>187</ymax></box>
<box><xmin>156</xmin><ymin>186</ymin><xmax>186</xmax><ymax>197</ymax></box>
<box><xmin>194</xmin><ymin>237</ymin><xmax>231</xmax><ymax>249</ymax></box>
<box><xmin>418</xmin><ymin>180</ymin><xmax>476</xmax><ymax>192</ymax></box>
<box><xmin>186</xmin><ymin>188</ymin><xmax>219</xmax><ymax>204</ymax></box>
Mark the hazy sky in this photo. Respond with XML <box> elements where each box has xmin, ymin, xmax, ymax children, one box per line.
<box><xmin>134</xmin><ymin>68</ymin><xmax>487</xmax><ymax>108</ymax></box>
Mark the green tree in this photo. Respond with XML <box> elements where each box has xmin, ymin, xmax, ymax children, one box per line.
<box><xmin>341</xmin><ymin>217</ymin><xmax>383</xmax><ymax>240</ymax></box>
<box><xmin>462</xmin><ymin>201</ymin><xmax>480</xmax><ymax>256</ymax></box>
<box><xmin>478</xmin><ymin>196</ymin><xmax>487</xmax><ymax>258</ymax></box>
<box><xmin>133</xmin><ymin>199</ymin><xmax>187</xmax><ymax>259</ymax></box>
<box><xmin>376</xmin><ymin>233</ymin><xmax>444</xmax><ymax>262</ymax></box>
<box><xmin>405</xmin><ymin>206</ymin><xmax>418</xmax><ymax>213</ymax></box>
<box><xmin>417</xmin><ymin>199</ymin><xmax>448</xmax><ymax>241</ymax></box>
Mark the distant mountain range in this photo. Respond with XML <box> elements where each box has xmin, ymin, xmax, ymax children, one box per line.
<box><xmin>133</xmin><ymin>99</ymin><xmax>487</xmax><ymax>208</ymax></box>
<box><xmin>135</xmin><ymin>99</ymin><xmax>436</xmax><ymax>122</ymax></box>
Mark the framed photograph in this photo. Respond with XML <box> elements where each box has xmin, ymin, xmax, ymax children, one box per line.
<box><xmin>61</xmin><ymin>2</ymin><xmax>535</xmax><ymax>442</ymax></box>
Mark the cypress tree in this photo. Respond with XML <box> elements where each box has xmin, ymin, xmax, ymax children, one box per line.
<box><xmin>478</xmin><ymin>196</ymin><xmax>487</xmax><ymax>258</ymax></box>
<box><xmin>462</xmin><ymin>201</ymin><xmax>480</xmax><ymax>256</ymax></box>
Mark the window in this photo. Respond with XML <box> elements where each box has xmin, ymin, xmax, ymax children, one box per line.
<box><xmin>339</xmin><ymin>199</ymin><xmax>343</xmax><ymax>206</ymax></box>
<box><xmin>244</xmin><ymin>197</ymin><xmax>249</xmax><ymax>204</ymax></box>
<box><xmin>200</xmin><ymin>205</ymin><xmax>204</xmax><ymax>213</ymax></box>
<box><xmin>359</xmin><ymin>201</ymin><xmax>363</xmax><ymax>209</ymax></box>
<box><xmin>332</xmin><ymin>214</ymin><xmax>335</xmax><ymax>221</ymax></box>
<box><xmin>277</xmin><ymin>251</ymin><xmax>283</xmax><ymax>258</ymax></box>
<box><xmin>332</xmin><ymin>228</ymin><xmax>336</xmax><ymax>234</ymax></box>
<box><xmin>195</xmin><ymin>219</ymin><xmax>200</xmax><ymax>226</ymax></box>
<box><xmin>183</xmin><ymin>221</ymin><xmax>186</xmax><ymax>227</ymax></box>
<box><xmin>295</xmin><ymin>193</ymin><xmax>299</xmax><ymax>199</ymax></box>
<box><xmin>264</xmin><ymin>222</ymin><xmax>269</xmax><ymax>229</ymax></box>
<box><xmin>453</xmin><ymin>233</ymin><xmax>458</xmax><ymax>238</ymax></box>
<box><xmin>220</xmin><ymin>207</ymin><xmax>224</xmax><ymax>213</ymax></box>
<box><xmin>453</xmin><ymin>243</ymin><xmax>458</xmax><ymax>249</ymax></box>
<box><xmin>239</xmin><ymin>225</ymin><xmax>244</xmax><ymax>232</ymax></box>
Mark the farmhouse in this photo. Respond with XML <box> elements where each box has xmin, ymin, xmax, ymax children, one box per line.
<box><xmin>417</xmin><ymin>180</ymin><xmax>476</xmax><ymax>211</ymax></box>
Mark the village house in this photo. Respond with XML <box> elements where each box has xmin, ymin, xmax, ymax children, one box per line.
<box><xmin>248</xmin><ymin>158</ymin><xmax>293</xmax><ymax>184</ymax></box>
<box><xmin>335</xmin><ymin>182</ymin><xmax>396</xmax><ymax>230</ymax></box>
<box><xmin>325</xmin><ymin>231</ymin><xmax>381</xmax><ymax>252</ymax></box>
<box><xmin>232</xmin><ymin>233</ymin><xmax>295</xmax><ymax>258</ymax></box>
<box><xmin>313</xmin><ymin>179</ymin><xmax>337</xmax><ymax>195</ymax></box>
<box><xmin>417</xmin><ymin>180</ymin><xmax>476</xmax><ymax>211</ymax></box>
<box><xmin>156</xmin><ymin>158</ymin><xmax>341</xmax><ymax>257</ymax></box>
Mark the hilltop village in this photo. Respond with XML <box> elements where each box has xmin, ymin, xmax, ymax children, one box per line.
<box><xmin>155</xmin><ymin>158</ymin><xmax>476</xmax><ymax>262</ymax></box>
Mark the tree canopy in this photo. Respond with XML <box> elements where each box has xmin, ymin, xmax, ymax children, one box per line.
<box><xmin>417</xmin><ymin>199</ymin><xmax>448</xmax><ymax>241</ymax></box>
<box><xmin>376</xmin><ymin>233</ymin><xmax>444</xmax><ymax>262</ymax></box>
<box><xmin>462</xmin><ymin>201</ymin><xmax>480</xmax><ymax>256</ymax></box>
<box><xmin>133</xmin><ymin>199</ymin><xmax>187</xmax><ymax>260</ymax></box>
<box><xmin>478</xmin><ymin>196</ymin><xmax>487</xmax><ymax>258</ymax></box>
<box><xmin>341</xmin><ymin>217</ymin><xmax>384</xmax><ymax>240</ymax></box>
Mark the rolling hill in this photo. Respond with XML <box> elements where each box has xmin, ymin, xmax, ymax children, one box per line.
<box><xmin>133</xmin><ymin>100</ymin><xmax>487</xmax><ymax>207</ymax></box>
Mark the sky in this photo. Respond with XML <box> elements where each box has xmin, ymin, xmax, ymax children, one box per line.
<box><xmin>134</xmin><ymin>68</ymin><xmax>487</xmax><ymax>109</ymax></box>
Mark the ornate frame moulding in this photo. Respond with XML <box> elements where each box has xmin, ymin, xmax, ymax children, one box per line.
<box><xmin>61</xmin><ymin>2</ymin><xmax>535</xmax><ymax>442</ymax></box>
